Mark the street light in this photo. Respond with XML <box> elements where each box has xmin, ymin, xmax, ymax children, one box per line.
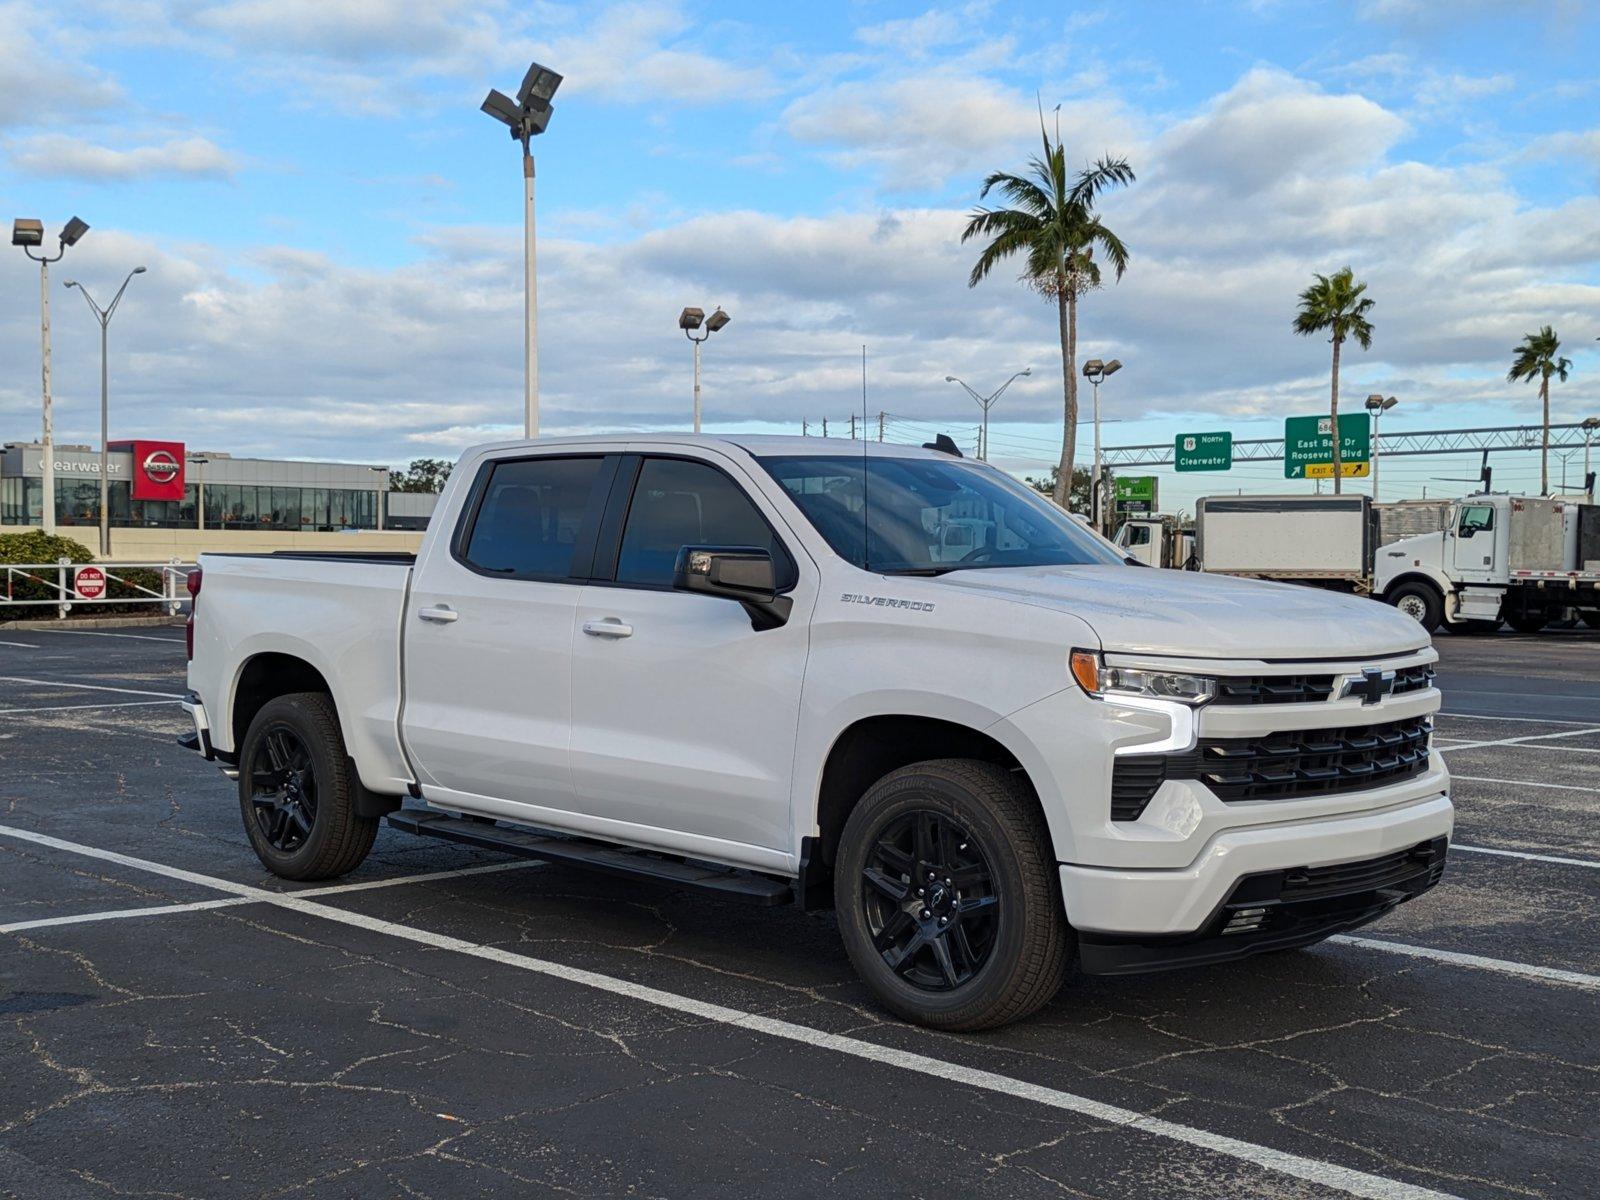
<box><xmin>63</xmin><ymin>266</ymin><xmax>146</xmax><ymax>557</ymax></box>
<box><xmin>188</xmin><ymin>455</ymin><xmax>209</xmax><ymax>531</ymax></box>
<box><xmin>1082</xmin><ymin>358</ymin><xmax>1122</xmax><ymax>533</ymax></box>
<box><xmin>680</xmin><ymin>306</ymin><xmax>730</xmax><ymax>433</ymax></box>
<box><xmin>12</xmin><ymin>215</ymin><xmax>89</xmax><ymax>534</ymax></box>
<box><xmin>481</xmin><ymin>60</ymin><xmax>563</xmax><ymax>439</ymax></box>
<box><xmin>1583</xmin><ymin>416</ymin><xmax>1600</xmax><ymax>503</ymax></box>
<box><xmin>944</xmin><ymin>367</ymin><xmax>1031</xmax><ymax>462</ymax></box>
<box><xmin>368</xmin><ymin>465</ymin><xmax>390</xmax><ymax>531</ymax></box>
<box><xmin>1365</xmin><ymin>393</ymin><xmax>1398</xmax><ymax>502</ymax></box>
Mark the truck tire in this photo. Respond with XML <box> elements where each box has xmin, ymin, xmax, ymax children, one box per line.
<box><xmin>1582</xmin><ymin>610</ymin><xmax>1600</xmax><ymax>630</ymax></box>
<box><xmin>238</xmin><ymin>692</ymin><xmax>377</xmax><ymax>881</ymax></box>
<box><xmin>833</xmin><ymin>759</ymin><xmax>1069</xmax><ymax>1031</ymax></box>
<box><xmin>1506</xmin><ymin>611</ymin><xmax>1548</xmax><ymax>634</ymax></box>
<box><xmin>1387</xmin><ymin>582</ymin><xmax>1441</xmax><ymax>632</ymax></box>
<box><xmin>1446</xmin><ymin>618</ymin><xmax>1501</xmax><ymax>635</ymax></box>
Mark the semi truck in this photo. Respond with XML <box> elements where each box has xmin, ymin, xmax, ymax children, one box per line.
<box><xmin>1116</xmin><ymin>494</ymin><xmax>1600</xmax><ymax>633</ymax></box>
<box><xmin>181</xmin><ymin>434</ymin><xmax>1450</xmax><ymax>1031</ymax></box>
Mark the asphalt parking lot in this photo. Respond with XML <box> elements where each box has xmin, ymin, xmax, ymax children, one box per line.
<box><xmin>2</xmin><ymin>625</ymin><xmax>1597</xmax><ymax>1199</ymax></box>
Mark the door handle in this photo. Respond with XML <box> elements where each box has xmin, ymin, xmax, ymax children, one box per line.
<box><xmin>583</xmin><ymin>619</ymin><xmax>633</xmax><ymax>639</ymax></box>
<box><xmin>418</xmin><ymin>605</ymin><xmax>459</xmax><ymax>624</ymax></box>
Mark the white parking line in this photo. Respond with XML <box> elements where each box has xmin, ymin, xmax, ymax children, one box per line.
<box><xmin>1453</xmin><ymin>844</ymin><xmax>1600</xmax><ymax>869</ymax></box>
<box><xmin>0</xmin><ymin>639</ymin><xmax>38</xmax><ymax>648</ymax></box>
<box><xmin>1332</xmin><ymin>936</ymin><xmax>1600</xmax><ymax>990</ymax></box>
<box><xmin>0</xmin><ymin>897</ymin><xmax>255</xmax><ymax>933</ymax></box>
<box><xmin>0</xmin><ymin>675</ymin><xmax>184</xmax><ymax>699</ymax></box>
<box><xmin>1448</xmin><ymin>774</ymin><xmax>1600</xmax><ymax>793</ymax></box>
<box><xmin>0</xmin><ymin>860</ymin><xmax>541</xmax><ymax>934</ymax></box>
<box><xmin>1434</xmin><ymin>726</ymin><xmax>1600</xmax><ymax>752</ymax></box>
<box><xmin>0</xmin><ymin>822</ymin><xmax>1460</xmax><ymax>1200</ymax></box>
<box><xmin>0</xmin><ymin>699</ymin><xmax>182</xmax><ymax>716</ymax></box>
<box><xmin>1437</xmin><ymin>712</ymin><xmax>1600</xmax><ymax>726</ymax></box>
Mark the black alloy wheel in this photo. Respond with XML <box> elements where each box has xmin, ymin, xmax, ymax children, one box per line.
<box><xmin>249</xmin><ymin>725</ymin><xmax>319</xmax><ymax>852</ymax></box>
<box><xmin>861</xmin><ymin>810</ymin><xmax>999</xmax><ymax>991</ymax></box>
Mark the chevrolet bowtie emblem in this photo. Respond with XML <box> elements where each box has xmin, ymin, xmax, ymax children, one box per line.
<box><xmin>1343</xmin><ymin>667</ymin><xmax>1396</xmax><ymax>705</ymax></box>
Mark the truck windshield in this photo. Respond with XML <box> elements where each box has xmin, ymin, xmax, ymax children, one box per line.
<box><xmin>757</xmin><ymin>454</ymin><xmax>1125</xmax><ymax>573</ymax></box>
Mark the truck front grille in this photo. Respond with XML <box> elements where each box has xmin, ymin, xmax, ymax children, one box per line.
<box><xmin>1211</xmin><ymin>663</ymin><xmax>1434</xmax><ymax>706</ymax></box>
<box><xmin>1213</xmin><ymin>674</ymin><xmax>1335</xmax><ymax>704</ymax></box>
<box><xmin>1109</xmin><ymin>716</ymin><xmax>1433</xmax><ymax>819</ymax></box>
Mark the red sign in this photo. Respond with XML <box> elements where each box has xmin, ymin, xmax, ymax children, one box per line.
<box><xmin>75</xmin><ymin>566</ymin><xmax>107</xmax><ymax>600</ymax></box>
<box><xmin>111</xmin><ymin>440</ymin><xmax>187</xmax><ymax>501</ymax></box>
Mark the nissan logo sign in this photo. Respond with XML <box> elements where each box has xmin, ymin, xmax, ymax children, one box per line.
<box><xmin>143</xmin><ymin>450</ymin><xmax>182</xmax><ymax>484</ymax></box>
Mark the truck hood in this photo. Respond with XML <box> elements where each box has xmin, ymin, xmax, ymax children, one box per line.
<box><xmin>933</xmin><ymin>564</ymin><xmax>1428</xmax><ymax>660</ymax></box>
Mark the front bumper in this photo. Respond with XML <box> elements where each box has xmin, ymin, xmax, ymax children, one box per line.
<box><xmin>1058</xmin><ymin>790</ymin><xmax>1453</xmax><ymax>939</ymax></box>
<box><xmin>1076</xmin><ymin>834</ymin><xmax>1448</xmax><ymax>975</ymax></box>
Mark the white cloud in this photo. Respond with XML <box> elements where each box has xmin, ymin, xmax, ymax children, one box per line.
<box><xmin>3</xmin><ymin>63</ymin><xmax>1596</xmax><ymax>477</ymax></box>
<box><xmin>783</xmin><ymin>75</ymin><xmax>1142</xmax><ymax>191</ymax></box>
<box><xmin>6</xmin><ymin>133</ymin><xmax>238</xmax><ymax>180</ymax></box>
<box><xmin>0</xmin><ymin>1</ymin><xmax>122</xmax><ymax>130</ymax></box>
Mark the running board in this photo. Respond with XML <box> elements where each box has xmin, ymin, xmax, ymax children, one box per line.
<box><xmin>386</xmin><ymin>809</ymin><xmax>795</xmax><ymax>906</ymax></box>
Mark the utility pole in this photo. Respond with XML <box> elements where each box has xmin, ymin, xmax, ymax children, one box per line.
<box><xmin>878</xmin><ymin>412</ymin><xmax>885</xmax><ymax>442</ymax></box>
<box><xmin>822</xmin><ymin>418</ymin><xmax>828</xmax><ymax>438</ymax></box>
<box><xmin>849</xmin><ymin>414</ymin><xmax>857</xmax><ymax>440</ymax></box>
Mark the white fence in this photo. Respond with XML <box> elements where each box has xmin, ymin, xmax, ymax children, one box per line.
<box><xmin>1</xmin><ymin>559</ymin><xmax>195</xmax><ymax>619</ymax></box>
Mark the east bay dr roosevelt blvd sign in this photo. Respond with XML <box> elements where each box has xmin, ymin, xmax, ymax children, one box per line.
<box><xmin>1284</xmin><ymin>413</ymin><xmax>1370</xmax><ymax>479</ymax></box>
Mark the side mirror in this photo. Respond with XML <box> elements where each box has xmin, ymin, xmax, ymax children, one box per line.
<box><xmin>673</xmin><ymin>545</ymin><xmax>793</xmax><ymax>631</ymax></box>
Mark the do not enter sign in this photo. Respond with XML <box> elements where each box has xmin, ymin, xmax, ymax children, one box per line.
<box><xmin>75</xmin><ymin>566</ymin><xmax>107</xmax><ymax>600</ymax></box>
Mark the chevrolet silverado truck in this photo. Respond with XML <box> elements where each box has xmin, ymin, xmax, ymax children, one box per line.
<box><xmin>182</xmin><ymin>434</ymin><xmax>1451</xmax><ymax>1030</ymax></box>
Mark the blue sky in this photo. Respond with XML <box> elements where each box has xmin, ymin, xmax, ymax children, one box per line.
<box><xmin>3</xmin><ymin>0</ymin><xmax>1598</xmax><ymax>508</ymax></box>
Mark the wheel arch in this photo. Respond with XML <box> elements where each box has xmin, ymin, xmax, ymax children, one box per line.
<box><xmin>802</xmin><ymin>713</ymin><xmax>1045</xmax><ymax>908</ymax></box>
<box><xmin>229</xmin><ymin>653</ymin><xmax>400</xmax><ymax>819</ymax></box>
<box><xmin>230</xmin><ymin>650</ymin><xmax>336</xmax><ymax>751</ymax></box>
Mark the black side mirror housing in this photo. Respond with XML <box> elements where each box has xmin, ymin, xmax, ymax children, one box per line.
<box><xmin>673</xmin><ymin>546</ymin><xmax>793</xmax><ymax>630</ymax></box>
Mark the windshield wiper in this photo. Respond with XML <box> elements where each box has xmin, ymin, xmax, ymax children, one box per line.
<box><xmin>878</xmin><ymin>566</ymin><xmax>958</xmax><ymax>576</ymax></box>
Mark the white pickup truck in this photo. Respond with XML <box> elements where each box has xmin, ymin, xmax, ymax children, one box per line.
<box><xmin>182</xmin><ymin>435</ymin><xmax>1451</xmax><ymax>1030</ymax></box>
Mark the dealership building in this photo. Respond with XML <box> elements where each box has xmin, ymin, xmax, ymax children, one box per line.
<box><xmin>0</xmin><ymin>440</ymin><xmax>438</xmax><ymax>535</ymax></box>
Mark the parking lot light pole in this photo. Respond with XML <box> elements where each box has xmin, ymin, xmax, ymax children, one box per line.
<box><xmin>481</xmin><ymin>63</ymin><xmax>562</xmax><ymax>439</ymax></box>
<box><xmin>1365</xmin><ymin>393</ymin><xmax>1398</xmax><ymax>502</ymax></box>
<box><xmin>679</xmin><ymin>307</ymin><xmax>730</xmax><ymax>433</ymax></box>
<box><xmin>64</xmin><ymin>266</ymin><xmax>146</xmax><ymax>558</ymax></box>
<box><xmin>189</xmin><ymin>456</ymin><xmax>209</xmax><ymax>530</ymax></box>
<box><xmin>13</xmin><ymin>216</ymin><xmax>89</xmax><ymax>534</ymax></box>
<box><xmin>369</xmin><ymin>466</ymin><xmax>390</xmax><ymax>530</ymax></box>
<box><xmin>1082</xmin><ymin>358</ymin><xmax>1122</xmax><ymax>533</ymax></box>
<box><xmin>944</xmin><ymin>367</ymin><xmax>1030</xmax><ymax>462</ymax></box>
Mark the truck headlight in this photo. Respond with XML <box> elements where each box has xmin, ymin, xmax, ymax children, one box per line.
<box><xmin>1070</xmin><ymin>649</ymin><xmax>1217</xmax><ymax>706</ymax></box>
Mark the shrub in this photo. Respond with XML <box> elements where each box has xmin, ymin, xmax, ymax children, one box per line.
<box><xmin>0</xmin><ymin>532</ymin><xmax>93</xmax><ymax>605</ymax></box>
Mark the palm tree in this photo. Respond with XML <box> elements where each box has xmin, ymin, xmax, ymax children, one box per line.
<box><xmin>1507</xmin><ymin>326</ymin><xmax>1572</xmax><ymax>496</ymax></box>
<box><xmin>963</xmin><ymin>123</ymin><xmax>1133</xmax><ymax>509</ymax></box>
<box><xmin>1292</xmin><ymin>268</ymin><xmax>1375</xmax><ymax>495</ymax></box>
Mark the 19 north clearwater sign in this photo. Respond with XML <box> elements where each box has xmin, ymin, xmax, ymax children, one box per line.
<box><xmin>1174</xmin><ymin>431</ymin><xmax>1232</xmax><ymax>472</ymax></box>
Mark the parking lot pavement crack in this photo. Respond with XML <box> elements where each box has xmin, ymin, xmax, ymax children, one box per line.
<box><xmin>66</xmin><ymin>1166</ymin><xmax>193</xmax><ymax>1198</ymax></box>
<box><xmin>1268</xmin><ymin>1106</ymin><xmax>1549</xmax><ymax>1198</ymax></box>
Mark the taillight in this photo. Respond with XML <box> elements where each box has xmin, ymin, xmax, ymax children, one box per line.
<box><xmin>186</xmin><ymin>567</ymin><xmax>202</xmax><ymax>661</ymax></box>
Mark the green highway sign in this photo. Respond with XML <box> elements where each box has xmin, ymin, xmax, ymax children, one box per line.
<box><xmin>1284</xmin><ymin>412</ymin><xmax>1370</xmax><ymax>479</ymax></box>
<box><xmin>1174</xmin><ymin>431</ymin><xmax>1232</xmax><ymax>472</ymax></box>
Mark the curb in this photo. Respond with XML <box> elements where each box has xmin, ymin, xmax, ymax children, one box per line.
<box><xmin>0</xmin><ymin>614</ymin><xmax>186</xmax><ymax>631</ymax></box>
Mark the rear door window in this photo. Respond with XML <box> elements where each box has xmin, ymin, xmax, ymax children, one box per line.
<box><xmin>459</xmin><ymin>456</ymin><xmax>605</xmax><ymax>579</ymax></box>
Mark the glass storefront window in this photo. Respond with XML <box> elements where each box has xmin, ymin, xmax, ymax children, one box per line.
<box><xmin>0</xmin><ymin>475</ymin><xmax>379</xmax><ymax>532</ymax></box>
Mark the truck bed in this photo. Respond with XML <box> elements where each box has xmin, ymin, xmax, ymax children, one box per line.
<box><xmin>189</xmin><ymin>550</ymin><xmax>415</xmax><ymax>795</ymax></box>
